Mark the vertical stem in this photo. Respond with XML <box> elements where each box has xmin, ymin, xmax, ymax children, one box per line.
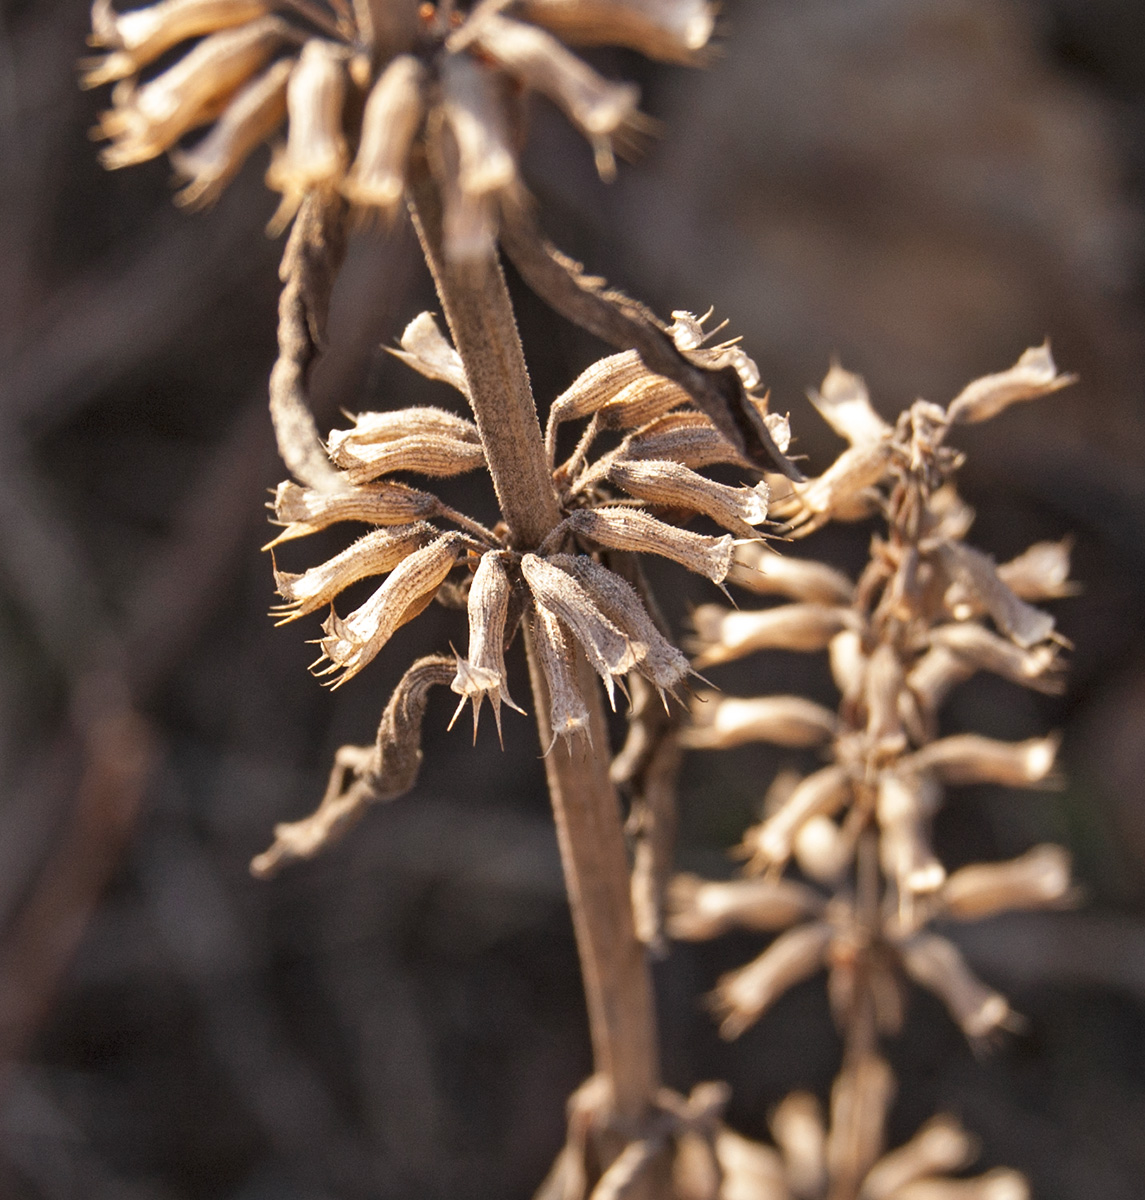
<box><xmin>409</xmin><ymin>178</ymin><xmax>660</xmax><ymax>1124</ymax></box>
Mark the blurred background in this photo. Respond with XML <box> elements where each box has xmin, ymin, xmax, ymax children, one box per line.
<box><xmin>2</xmin><ymin>0</ymin><xmax>1145</xmax><ymax>1196</ymax></box>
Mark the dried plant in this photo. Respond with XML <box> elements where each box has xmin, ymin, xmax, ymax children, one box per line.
<box><xmin>670</xmin><ymin>347</ymin><xmax>1077</xmax><ymax>1199</ymax></box>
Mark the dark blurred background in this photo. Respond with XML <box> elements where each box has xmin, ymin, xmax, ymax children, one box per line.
<box><xmin>2</xmin><ymin>1</ymin><xmax>1145</xmax><ymax>1197</ymax></box>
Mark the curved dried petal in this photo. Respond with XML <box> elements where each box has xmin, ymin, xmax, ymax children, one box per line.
<box><xmin>667</xmin><ymin>874</ymin><xmax>823</xmax><ymax>940</ymax></box>
<box><xmin>901</xmin><ymin>734</ymin><xmax>1059</xmax><ymax>788</ymax></box>
<box><xmin>690</xmin><ymin>603</ymin><xmax>856</xmax><ymax>668</ymax></box>
<box><xmin>667</xmin><ymin>311</ymin><xmax>761</xmax><ymax>391</ymax></box>
<box><xmin>531</xmin><ymin>607</ymin><xmax>591</xmax><ymax>746</ymax></box>
<box><xmin>860</xmin><ymin>1116</ymin><xmax>976</xmax><ymax>1200</ymax></box>
<box><xmin>900</xmin><ymin>933</ymin><xmax>1017</xmax><ymax>1041</ymax></box>
<box><xmin>939</xmin><ymin>845</ymin><xmax>1073</xmax><ymax>921</ymax></box>
<box><xmin>96</xmin><ymin>17</ymin><xmax>291</xmax><ymax>168</ymax></box>
<box><xmin>272</xmin><ymin>522</ymin><xmax>434</xmax><ymax>620</ymax></box>
<box><xmin>608</xmin><ymin>459</ymin><xmax>769</xmax><ymax>536</ymax></box>
<box><xmin>947</xmin><ymin>341</ymin><xmax>1076</xmax><ymax>425</ymax></box>
<box><xmin>170</xmin><ymin>57</ymin><xmax>291</xmax><ymax>208</ymax></box>
<box><xmin>728</xmin><ymin>542</ymin><xmax>855</xmax><ymax>604</ymax></box>
<box><xmin>742</xmin><ymin>765</ymin><xmax>852</xmax><ymax>871</ymax></box>
<box><xmin>712</xmin><ymin>921</ymin><xmax>833</xmax><ymax>1037</ymax></box>
<box><xmin>315</xmin><ymin>533</ymin><xmax>463</xmax><ymax>685</ymax></box>
<box><xmin>517</xmin><ymin>0</ymin><xmax>715</xmax><ymax>64</ymax></box>
<box><xmin>388</xmin><ymin>313</ymin><xmax>470</xmax><ymax>397</ymax></box>
<box><xmin>809</xmin><ymin>362</ymin><xmax>892</xmax><ymax>446</ymax></box>
<box><xmin>683</xmin><ymin>693</ymin><xmax>837</xmax><ymax>750</ymax></box>
<box><xmin>565</xmin><ymin>507</ymin><xmax>735</xmax><ymax>583</ymax></box>
<box><xmin>906</xmin><ymin>645</ymin><xmax>972</xmax><ymax>718</ymax></box>
<box><xmin>342</xmin><ymin>54</ymin><xmax>426</xmax><ymax>216</ymax></box>
<box><xmin>770</xmin><ymin>1092</ymin><xmax>827</xmax><ymax>1199</ymax></box>
<box><xmin>266</xmin><ymin>479</ymin><xmax>440</xmax><ymax>545</ymax></box>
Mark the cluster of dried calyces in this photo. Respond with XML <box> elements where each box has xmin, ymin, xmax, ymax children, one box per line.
<box><xmin>252</xmin><ymin>309</ymin><xmax>778</xmax><ymax>875</ymax></box>
<box><xmin>666</xmin><ymin>344</ymin><xmax>1078</xmax><ymax>1197</ymax></box>
<box><xmin>84</xmin><ymin>0</ymin><xmax>712</xmax><ymax>248</ymax></box>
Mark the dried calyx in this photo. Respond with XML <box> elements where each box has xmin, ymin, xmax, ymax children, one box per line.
<box><xmin>255</xmin><ymin>310</ymin><xmax>775</xmax><ymax>869</ymax></box>
<box><xmin>84</xmin><ymin>0</ymin><xmax>713</xmax><ymax>250</ymax></box>
<box><xmin>670</xmin><ymin>345</ymin><xmax>1077</xmax><ymax>1198</ymax></box>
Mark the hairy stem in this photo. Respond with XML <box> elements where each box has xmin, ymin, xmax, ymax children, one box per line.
<box><xmin>409</xmin><ymin>177</ymin><xmax>661</xmax><ymax>1127</ymax></box>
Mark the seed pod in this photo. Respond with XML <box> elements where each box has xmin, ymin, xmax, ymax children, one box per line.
<box><xmin>522</xmin><ymin>554</ymin><xmax>637</xmax><ymax>707</ymax></box>
<box><xmin>690</xmin><ymin>604</ymin><xmax>856</xmax><ymax>668</ymax></box>
<box><xmin>783</xmin><ymin>442</ymin><xmax>892</xmax><ymax>535</ymax></box>
<box><xmin>683</xmin><ymin>693</ymin><xmax>837</xmax><ymax>750</ymax></box>
<box><xmin>516</xmin><ymin>0</ymin><xmax>715</xmax><ymax>64</ymax></box>
<box><xmin>742</xmin><ymin>765</ymin><xmax>852</xmax><ymax>871</ymax></box>
<box><xmin>547</xmin><ymin>349</ymin><xmax>649</xmax><ymax>434</ymax></box>
<box><xmin>808</xmin><ymin>362</ymin><xmax>892</xmax><ymax>447</ymax></box>
<box><xmin>900</xmin><ymin>933</ymin><xmax>1016</xmax><ymax>1042</ymax></box>
<box><xmin>947</xmin><ymin>341</ymin><xmax>1075</xmax><ymax>425</ymax></box>
<box><xmin>859</xmin><ymin>1116</ymin><xmax>977</xmax><ymax>1200</ymax></box>
<box><xmin>171</xmin><ymin>57</ymin><xmax>291</xmax><ymax>209</ymax></box>
<box><xmin>451</xmin><ymin>551</ymin><xmax>523</xmax><ymax>739</ymax></box>
<box><xmin>728</xmin><ymin>542</ymin><xmax>855</xmax><ymax>604</ymax></box>
<box><xmin>622</xmin><ymin>412</ymin><xmax>742</xmax><ymax>470</ymax></box>
<box><xmin>388</xmin><ymin>312</ymin><xmax>470</xmax><ymax>398</ymax></box>
<box><xmin>548</xmin><ymin>554</ymin><xmax>690</xmax><ymax>695</ymax></box>
<box><xmin>266</xmin><ymin>39</ymin><xmax>349</xmax><ymax>228</ymax></box>
<box><xmin>929</xmin><ymin>622</ymin><xmax>1063</xmax><ymax>693</ymax></box>
<box><xmin>83</xmin><ymin>0</ymin><xmax>272</xmax><ymax>86</ymax></box>
<box><xmin>877</xmin><ymin>772</ymin><xmax>945</xmax><ymax>899</ymax></box>
<box><xmin>315</xmin><ymin>533</ymin><xmax>463</xmax><ymax>685</ymax></box>
<box><xmin>472</xmin><ymin>15</ymin><xmax>645</xmax><ymax>180</ymax></box>
<box><xmin>887</xmin><ymin>1168</ymin><xmax>1030</xmax><ymax>1200</ymax></box>
<box><xmin>266</xmin><ymin>479</ymin><xmax>440</xmax><ymax>545</ymax></box>
<box><xmin>770</xmin><ymin>1093</ymin><xmax>827</xmax><ymax>1200</ymax></box>
<box><xmin>826</xmin><ymin>1054</ymin><xmax>895</xmax><ymax>1195</ymax></box>
<box><xmin>901</xmin><ymin>734</ymin><xmax>1059</xmax><ymax>788</ymax></box>
<box><xmin>936</xmin><ymin>541</ymin><xmax>1055</xmax><ymax>648</ymax></box>
<box><xmin>608</xmin><ymin>459</ymin><xmax>770</xmax><ymax>536</ymax></box>
<box><xmin>565</xmin><ymin>507</ymin><xmax>735</xmax><ymax>584</ymax></box>
<box><xmin>940</xmin><ymin>845</ymin><xmax>1073</xmax><ymax>920</ymax></box>
<box><xmin>96</xmin><ymin>17</ymin><xmax>291</xmax><ymax>168</ymax></box>
<box><xmin>272</xmin><ymin>522</ymin><xmax>434</xmax><ymax>620</ymax></box>
<box><xmin>342</xmin><ymin>54</ymin><xmax>426</xmax><ymax>216</ymax></box>
<box><xmin>711</xmin><ymin>921</ymin><xmax>833</xmax><ymax>1038</ymax></box>
<box><xmin>331</xmin><ymin>406</ymin><xmax>480</xmax><ymax>451</ymax></box>
<box><xmin>996</xmin><ymin>538</ymin><xmax>1074</xmax><ymax>600</ymax></box>
<box><xmin>667</xmin><ymin>874</ymin><xmax>823</xmax><ymax>940</ymax></box>
<box><xmin>327</xmin><ymin>412</ymin><xmax>485</xmax><ymax>481</ymax></box>
<box><xmin>598</xmin><ymin>375</ymin><xmax>691</xmax><ymax>431</ymax></box>
<box><xmin>531</xmin><ymin>607</ymin><xmax>591</xmax><ymax>747</ymax></box>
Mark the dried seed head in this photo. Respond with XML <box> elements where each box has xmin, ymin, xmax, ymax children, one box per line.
<box><xmin>326</xmin><ymin>408</ymin><xmax>484</xmax><ymax>483</ymax></box>
<box><xmin>711</xmin><ymin>921</ymin><xmax>833</xmax><ymax>1038</ymax></box>
<box><xmin>272</xmin><ymin>522</ymin><xmax>434</xmax><ymax>621</ymax></box>
<box><xmin>531</xmin><ymin>606</ymin><xmax>591</xmax><ymax>748</ymax></box>
<box><xmin>342</xmin><ymin>54</ymin><xmax>426</xmax><ymax>217</ymax></box>
<box><xmin>608</xmin><ymin>459</ymin><xmax>770</xmax><ymax>536</ymax></box>
<box><xmin>621</xmin><ymin>411</ymin><xmax>743</xmax><ymax>470</ymax></box>
<box><xmin>95</xmin><ymin>17</ymin><xmax>292</xmax><ymax>168</ymax></box>
<box><xmin>690</xmin><ymin>603</ymin><xmax>857</xmax><ymax>668</ymax></box>
<box><xmin>826</xmin><ymin>1054</ymin><xmax>895</xmax><ymax>1194</ymax></box>
<box><xmin>940</xmin><ymin>845</ymin><xmax>1073</xmax><ymax>921</ymax></box>
<box><xmin>667</xmin><ymin>311</ymin><xmax>762</xmax><ymax>391</ymax></box>
<box><xmin>728</xmin><ymin>541</ymin><xmax>855</xmax><ymax>604</ymax></box>
<box><xmin>265</xmin><ymin>479</ymin><xmax>440</xmax><ymax>545</ymax></box>
<box><xmin>741</xmin><ymin>765</ymin><xmax>853</xmax><ymax>872</ymax></box>
<box><xmin>936</xmin><ymin>541</ymin><xmax>1055</xmax><ymax>648</ymax></box>
<box><xmin>946</xmin><ymin>341</ymin><xmax>1076</xmax><ymax>425</ymax></box>
<box><xmin>516</xmin><ymin>0</ymin><xmax>716</xmax><ymax>64</ymax></box>
<box><xmin>315</xmin><ymin>532</ymin><xmax>463</xmax><ymax>685</ymax></box>
<box><xmin>171</xmin><ymin>58</ymin><xmax>292</xmax><ymax>209</ymax></box>
<box><xmin>450</xmin><ymin>550</ymin><xmax>524</xmax><ymax>739</ymax></box>
<box><xmin>809</xmin><ymin>363</ymin><xmax>892</xmax><ymax>447</ymax></box>
<box><xmin>996</xmin><ymin>538</ymin><xmax>1075</xmax><ymax>601</ymax></box>
<box><xmin>667</xmin><ymin>874</ymin><xmax>823</xmax><ymax>941</ymax></box>
<box><xmin>598</xmin><ymin>374</ymin><xmax>692</xmax><ymax>431</ymax></box>
<box><xmin>780</xmin><ymin>441</ymin><xmax>892</xmax><ymax>535</ymax></box>
<box><xmin>388</xmin><ymin>312</ymin><xmax>470</xmax><ymax>398</ymax></box>
<box><xmin>472</xmin><ymin>14</ymin><xmax>647</xmax><ymax>181</ymax></box>
<box><xmin>549</xmin><ymin>554</ymin><xmax>691</xmax><ymax>697</ymax></box>
<box><xmin>564</xmin><ymin>507</ymin><xmax>735</xmax><ymax>584</ymax></box>
<box><xmin>683</xmin><ymin>693</ymin><xmax>837</xmax><ymax>750</ymax></box>
<box><xmin>770</xmin><ymin>1092</ymin><xmax>827</xmax><ymax>1199</ymax></box>
<box><xmin>928</xmin><ymin>622</ymin><xmax>1064</xmax><ymax>694</ymax></box>
<box><xmin>546</xmin><ymin>350</ymin><xmax>650</xmax><ymax>449</ymax></box>
<box><xmin>901</xmin><ymin>733</ymin><xmax>1059</xmax><ymax>788</ymax></box>
<box><xmin>900</xmin><ymin>933</ymin><xmax>1017</xmax><ymax>1042</ymax></box>
<box><xmin>859</xmin><ymin>1116</ymin><xmax>977</xmax><ymax>1200</ymax></box>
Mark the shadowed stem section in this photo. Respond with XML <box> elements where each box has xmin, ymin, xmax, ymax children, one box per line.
<box><xmin>410</xmin><ymin>174</ymin><xmax>661</xmax><ymax>1130</ymax></box>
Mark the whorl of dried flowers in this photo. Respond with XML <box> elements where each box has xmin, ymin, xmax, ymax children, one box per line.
<box><xmin>83</xmin><ymin>0</ymin><xmax>713</xmax><ymax>251</ymax></box>
<box><xmin>252</xmin><ymin>309</ymin><xmax>781</xmax><ymax>876</ymax></box>
<box><xmin>665</xmin><ymin>343</ymin><xmax>1077</xmax><ymax>1199</ymax></box>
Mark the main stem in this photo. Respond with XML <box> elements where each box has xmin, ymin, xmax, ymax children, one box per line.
<box><xmin>410</xmin><ymin>179</ymin><xmax>661</xmax><ymax>1123</ymax></box>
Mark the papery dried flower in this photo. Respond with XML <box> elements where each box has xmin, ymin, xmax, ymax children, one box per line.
<box><xmin>621</xmin><ymin>411</ymin><xmax>743</xmax><ymax>470</ymax></box>
<box><xmin>606</xmin><ymin>459</ymin><xmax>769</xmax><ymax>537</ymax></box>
<box><xmin>667</xmin><ymin>874</ymin><xmax>824</xmax><ymax>941</ymax></box>
<box><xmin>899</xmin><ymin>933</ymin><xmax>1017</xmax><ymax>1042</ymax></box>
<box><xmin>531</xmin><ymin>606</ymin><xmax>591</xmax><ymax>748</ymax></box>
<box><xmin>265</xmin><ymin>478</ymin><xmax>440</xmax><ymax>545</ymax></box>
<box><xmin>901</xmin><ymin>733</ymin><xmax>1059</xmax><ymax>788</ymax></box>
<box><xmin>996</xmin><ymin>538</ymin><xmax>1075</xmax><ymax>601</ymax></box>
<box><xmin>388</xmin><ymin>311</ymin><xmax>470</xmax><ymax>397</ymax></box>
<box><xmin>563</xmin><ymin>507</ymin><xmax>735</xmax><ymax>584</ymax></box>
<box><xmin>682</xmin><ymin>693</ymin><xmax>837</xmax><ymax>750</ymax></box>
<box><xmin>859</xmin><ymin>1115</ymin><xmax>977</xmax><ymax>1200</ymax></box>
<box><xmin>516</xmin><ymin>0</ymin><xmax>715</xmax><ymax>64</ymax></box>
<box><xmin>727</xmin><ymin>542</ymin><xmax>855</xmax><ymax>605</ymax></box>
<box><xmin>939</xmin><ymin>845</ymin><xmax>1073</xmax><ymax>921</ymax></box>
<box><xmin>945</xmin><ymin>341</ymin><xmax>1076</xmax><ymax>425</ymax></box>
<box><xmin>741</xmin><ymin>765</ymin><xmax>852</xmax><ymax>871</ymax></box>
<box><xmin>770</xmin><ymin>1092</ymin><xmax>827</xmax><ymax>1199</ymax></box>
<box><xmin>690</xmin><ymin>603</ymin><xmax>857</xmax><ymax>668</ymax></box>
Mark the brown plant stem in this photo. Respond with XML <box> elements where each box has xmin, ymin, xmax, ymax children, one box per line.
<box><xmin>409</xmin><ymin>176</ymin><xmax>661</xmax><ymax>1130</ymax></box>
